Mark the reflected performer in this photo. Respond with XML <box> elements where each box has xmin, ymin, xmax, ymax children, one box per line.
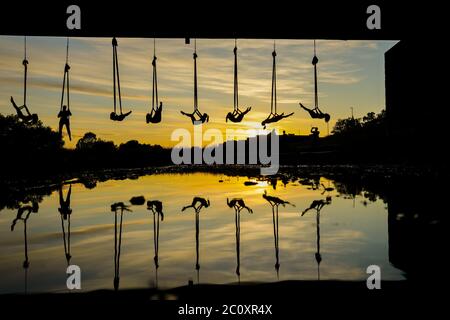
<box><xmin>321</xmin><ymin>183</ymin><xmax>334</xmax><ymax>195</ymax></box>
<box><xmin>58</xmin><ymin>185</ymin><xmax>73</xmax><ymax>264</ymax></box>
<box><xmin>227</xmin><ymin>198</ymin><xmax>253</xmax><ymax>282</ymax></box>
<box><xmin>110</xmin><ymin>202</ymin><xmax>132</xmax><ymax>291</ymax></box>
<box><xmin>10</xmin><ymin>201</ymin><xmax>39</xmax><ymax>294</ymax></box>
<box><xmin>147</xmin><ymin>200</ymin><xmax>164</xmax><ymax>288</ymax></box>
<box><xmin>182</xmin><ymin>197</ymin><xmax>210</xmax><ymax>212</ymax></box>
<box><xmin>262</xmin><ymin>191</ymin><xmax>294</xmax><ymax>279</ymax></box>
<box><xmin>301</xmin><ymin>197</ymin><xmax>332</xmax><ymax>280</ymax></box>
<box><xmin>181</xmin><ymin>197</ymin><xmax>210</xmax><ymax>284</ymax></box>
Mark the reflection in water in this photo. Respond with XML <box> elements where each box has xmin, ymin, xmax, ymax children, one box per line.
<box><xmin>262</xmin><ymin>191</ymin><xmax>295</xmax><ymax>279</ymax></box>
<box><xmin>147</xmin><ymin>200</ymin><xmax>164</xmax><ymax>288</ymax></box>
<box><xmin>111</xmin><ymin>202</ymin><xmax>132</xmax><ymax>291</ymax></box>
<box><xmin>182</xmin><ymin>197</ymin><xmax>210</xmax><ymax>284</ymax></box>
<box><xmin>301</xmin><ymin>197</ymin><xmax>332</xmax><ymax>280</ymax></box>
<box><xmin>58</xmin><ymin>185</ymin><xmax>73</xmax><ymax>265</ymax></box>
<box><xmin>1</xmin><ymin>172</ymin><xmax>444</xmax><ymax>293</ymax></box>
<box><xmin>10</xmin><ymin>201</ymin><xmax>39</xmax><ymax>294</ymax></box>
<box><xmin>320</xmin><ymin>183</ymin><xmax>334</xmax><ymax>195</ymax></box>
<box><xmin>227</xmin><ymin>198</ymin><xmax>253</xmax><ymax>282</ymax></box>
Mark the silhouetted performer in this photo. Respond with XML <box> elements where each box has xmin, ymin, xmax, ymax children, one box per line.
<box><xmin>11</xmin><ymin>202</ymin><xmax>39</xmax><ymax>232</ymax></box>
<box><xmin>227</xmin><ymin>198</ymin><xmax>252</xmax><ymax>282</ymax></box>
<box><xmin>58</xmin><ymin>105</ymin><xmax>72</xmax><ymax>140</ymax></box>
<box><xmin>111</xmin><ymin>37</ymin><xmax>132</xmax><ymax>122</ymax></box>
<box><xmin>180</xmin><ymin>110</ymin><xmax>209</xmax><ymax>125</ymax></box>
<box><xmin>111</xmin><ymin>202</ymin><xmax>132</xmax><ymax>291</ymax></box>
<box><xmin>226</xmin><ymin>198</ymin><xmax>253</xmax><ymax>214</ymax></box>
<box><xmin>310</xmin><ymin>127</ymin><xmax>320</xmax><ymax>138</ymax></box>
<box><xmin>182</xmin><ymin>197</ymin><xmax>210</xmax><ymax>213</ymax></box>
<box><xmin>147</xmin><ymin>200</ymin><xmax>164</xmax><ymax>286</ymax></box>
<box><xmin>58</xmin><ymin>185</ymin><xmax>73</xmax><ymax>264</ymax></box>
<box><xmin>262</xmin><ymin>191</ymin><xmax>288</xmax><ymax>278</ymax></box>
<box><xmin>299</xmin><ymin>103</ymin><xmax>330</xmax><ymax>123</ymax></box>
<box><xmin>261</xmin><ymin>112</ymin><xmax>294</xmax><ymax>129</ymax></box>
<box><xmin>146</xmin><ymin>102</ymin><xmax>163</xmax><ymax>124</ymax></box>
<box><xmin>147</xmin><ymin>50</ymin><xmax>163</xmax><ymax>124</ymax></box>
<box><xmin>147</xmin><ymin>200</ymin><xmax>164</xmax><ymax>220</ymax></box>
<box><xmin>10</xmin><ymin>96</ymin><xmax>38</xmax><ymax>124</ymax></box>
<box><xmin>262</xmin><ymin>46</ymin><xmax>294</xmax><ymax>129</ymax></box>
<box><xmin>181</xmin><ymin>46</ymin><xmax>209</xmax><ymax>126</ymax></box>
<box><xmin>321</xmin><ymin>183</ymin><xmax>334</xmax><ymax>195</ymax></box>
<box><xmin>301</xmin><ymin>197</ymin><xmax>331</xmax><ymax>280</ymax></box>
<box><xmin>301</xmin><ymin>198</ymin><xmax>331</xmax><ymax>216</ymax></box>
<box><xmin>262</xmin><ymin>191</ymin><xmax>295</xmax><ymax>278</ymax></box>
<box><xmin>11</xmin><ymin>201</ymin><xmax>38</xmax><ymax>294</ymax></box>
<box><xmin>226</xmin><ymin>107</ymin><xmax>251</xmax><ymax>123</ymax></box>
<box><xmin>262</xmin><ymin>190</ymin><xmax>295</xmax><ymax>208</ymax></box>
<box><xmin>182</xmin><ymin>197</ymin><xmax>210</xmax><ymax>284</ymax></box>
<box><xmin>110</xmin><ymin>110</ymin><xmax>132</xmax><ymax>121</ymax></box>
<box><xmin>58</xmin><ymin>185</ymin><xmax>72</xmax><ymax>219</ymax></box>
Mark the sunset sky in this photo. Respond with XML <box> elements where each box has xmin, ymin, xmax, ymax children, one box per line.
<box><xmin>0</xmin><ymin>37</ymin><xmax>397</xmax><ymax>148</ymax></box>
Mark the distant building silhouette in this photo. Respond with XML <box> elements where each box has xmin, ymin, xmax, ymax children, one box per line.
<box><xmin>385</xmin><ymin>40</ymin><xmax>447</xmax><ymax>159</ymax></box>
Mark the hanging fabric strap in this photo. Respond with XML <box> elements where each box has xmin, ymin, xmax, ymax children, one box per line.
<box><xmin>112</xmin><ymin>37</ymin><xmax>123</xmax><ymax>114</ymax></box>
<box><xmin>233</xmin><ymin>39</ymin><xmax>238</xmax><ymax>112</ymax></box>
<box><xmin>23</xmin><ymin>36</ymin><xmax>28</xmax><ymax>106</ymax></box>
<box><xmin>271</xmin><ymin>42</ymin><xmax>277</xmax><ymax>115</ymax></box>
<box><xmin>60</xmin><ymin>213</ymin><xmax>71</xmax><ymax>264</ymax></box>
<box><xmin>153</xmin><ymin>210</ymin><xmax>160</xmax><ymax>267</ymax></box>
<box><xmin>60</xmin><ymin>38</ymin><xmax>70</xmax><ymax>111</ymax></box>
<box><xmin>193</xmin><ymin>40</ymin><xmax>198</xmax><ymax>112</ymax></box>
<box><xmin>152</xmin><ymin>38</ymin><xmax>158</xmax><ymax>111</ymax></box>
<box><xmin>313</xmin><ymin>40</ymin><xmax>319</xmax><ymax>109</ymax></box>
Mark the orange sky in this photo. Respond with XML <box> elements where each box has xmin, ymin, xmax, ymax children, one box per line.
<box><xmin>0</xmin><ymin>37</ymin><xmax>397</xmax><ymax>148</ymax></box>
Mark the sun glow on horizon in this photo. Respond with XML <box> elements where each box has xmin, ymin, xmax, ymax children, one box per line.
<box><xmin>0</xmin><ymin>37</ymin><xmax>397</xmax><ymax>148</ymax></box>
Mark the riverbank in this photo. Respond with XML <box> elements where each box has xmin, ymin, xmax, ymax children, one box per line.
<box><xmin>1</xmin><ymin>163</ymin><xmax>448</xmax><ymax>190</ymax></box>
<box><xmin>2</xmin><ymin>163</ymin><xmax>448</xmax><ymax>211</ymax></box>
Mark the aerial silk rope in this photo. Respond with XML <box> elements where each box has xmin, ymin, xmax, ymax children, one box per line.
<box><xmin>235</xmin><ymin>206</ymin><xmax>240</xmax><ymax>280</ymax></box>
<box><xmin>60</xmin><ymin>212</ymin><xmax>71</xmax><ymax>264</ymax></box>
<box><xmin>113</xmin><ymin>39</ymin><xmax>117</xmax><ymax>114</ymax></box>
<box><xmin>193</xmin><ymin>39</ymin><xmax>198</xmax><ymax>112</ymax></box>
<box><xmin>152</xmin><ymin>38</ymin><xmax>158</xmax><ymax>112</ymax></box>
<box><xmin>23</xmin><ymin>36</ymin><xmax>28</xmax><ymax>107</ymax></box>
<box><xmin>112</xmin><ymin>37</ymin><xmax>123</xmax><ymax>115</ymax></box>
<box><xmin>271</xmin><ymin>41</ymin><xmax>277</xmax><ymax>115</ymax></box>
<box><xmin>233</xmin><ymin>39</ymin><xmax>238</xmax><ymax>112</ymax></box>
<box><xmin>60</xmin><ymin>38</ymin><xmax>70</xmax><ymax>112</ymax></box>
<box><xmin>114</xmin><ymin>207</ymin><xmax>123</xmax><ymax>290</ymax></box>
<box><xmin>313</xmin><ymin>40</ymin><xmax>319</xmax><ymax>110</ymax></box>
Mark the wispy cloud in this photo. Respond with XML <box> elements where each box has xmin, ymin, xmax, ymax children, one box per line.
<box><xmin>0</xmin><ymin>36</ymin><xmax>398</xmax><ymax>147</ymax></box>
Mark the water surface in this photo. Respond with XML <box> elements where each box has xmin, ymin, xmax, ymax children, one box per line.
<box><xmin>0</xmin><ymin>172</ymin><xmax>405</xmax><ymax>294</ymax></box>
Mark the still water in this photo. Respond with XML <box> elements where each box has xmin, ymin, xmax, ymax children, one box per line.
<box><xmin>0</xmin><ymin>172</ymin><xmax>404</xmax><ymax>294</ymax></box>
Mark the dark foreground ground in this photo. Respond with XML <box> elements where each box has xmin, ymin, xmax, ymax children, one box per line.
<box><xmin>0</xmin><ymin>280</ymin><xmax>444</xmax><ymax>318</ymax></box>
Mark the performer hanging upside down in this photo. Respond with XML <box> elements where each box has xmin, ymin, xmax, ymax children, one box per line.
<box><xmin>261</xmin><ymin>112</ymin><xmax>294</xmax><ymax>129</ymax></box>
<box><xmin>146</xmin><ymin>102</ymin><xmax>163</xmax><ymax>124</ymax></box>
<box><xmin>10</xmin><ymin>96</ymin><xmax>38</xmax><ymax>124</ymax></box>
<box><xmin>110</xmin><ymin>110</ymin><xmax>132</xmax><ymax>121</ymax></box>
<box><xmin>226</xmin><ymin>107</ymin><xmax>251</xmax><ymax>123</ymax></box>
<box><xmin>299</xmin><ymin>103</ymin><xmax>330</xmax><ymax>123</ymax></box>
<box><xmin>180</xmin><ymin>109</ymin><xmax>209</xmax><ymax>125</ymax></box>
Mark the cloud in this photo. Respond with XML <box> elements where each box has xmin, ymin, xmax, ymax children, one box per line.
<box><xmin>0</xmin><ymin>37</ymin><xmax>396</xmax><ymax>146</ymax></box>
